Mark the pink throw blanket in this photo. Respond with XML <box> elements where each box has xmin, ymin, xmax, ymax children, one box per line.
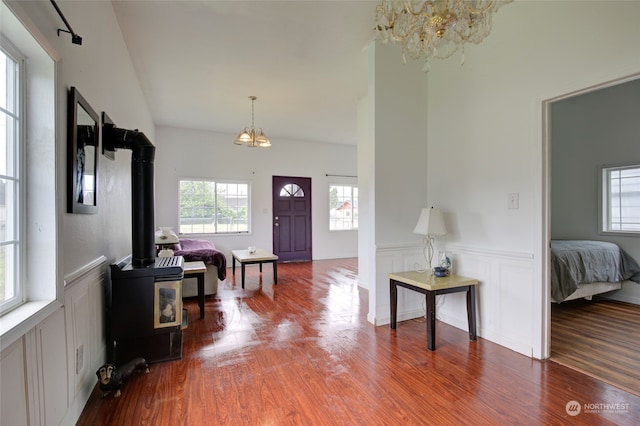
<box><xmin>174</xmin><ymin>238</ymin><xmax>227</xmax><ymax>281</ymax></box>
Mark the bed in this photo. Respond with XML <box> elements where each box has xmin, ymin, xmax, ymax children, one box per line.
<box><xmin>550</xmin><ymin>240</ymin><xmax>640</xmax><ymax>303</ymax></box>
<box><xmin>173</xmin><ymin>238</ymin><xmax>227</xmax><ymax>297</ymax></box>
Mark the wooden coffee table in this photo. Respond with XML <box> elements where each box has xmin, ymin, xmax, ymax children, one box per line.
<box><xmin>231</xmin><ymin>249</ymin><xmax>278</xmax><ymax>289</ymax></box>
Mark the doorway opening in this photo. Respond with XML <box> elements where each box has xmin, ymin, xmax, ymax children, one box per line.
<box><xmin>542</xmin><ymin>73</ymin><xmax>640</xmax><ymax>394</ymax></box>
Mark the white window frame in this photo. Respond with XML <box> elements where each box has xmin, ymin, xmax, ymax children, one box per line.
<box><xmin>1</xmin><ymin>0</ymin><xmax>58</xmax><ymax>350</ymax></box>
<box><xmin>329</xmin><ymin>183</ymin><xmax>358</xmax><ymax>231</ymax></box>
<box><xmin>0</xmin><ymin>41</ymin><xmax>24</xmax><ymax>314</ymax></box>
<box><xmin>600</xmin><ymin>163</ymin><xmax>640</xmax><ymax>235</ymax></box>
<box><xmin>178</xmin><ymin>178</ymin><xmax>251</xmax><ymax>235</ymax></box>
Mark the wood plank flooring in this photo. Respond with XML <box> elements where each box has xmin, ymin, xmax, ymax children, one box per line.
<box><xmin>551</xmin><ymin>298</ymin><xmax>640</xmax><ymax>397</ymax></box>
<box><xmin>77</xmin><ymin>259</ymin><xmax>640</xmax><ymax>425</ymax></box>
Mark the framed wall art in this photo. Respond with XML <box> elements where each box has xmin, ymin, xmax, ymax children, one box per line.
<box><xmin>154</xmin><ymin>280</ymin><xmax>182</xmax><ymax>329</ymax></box>
<box><xmin>67</xmin><ymin>86</ymin><xmax>99</xmax><ymax>214</ymax></box>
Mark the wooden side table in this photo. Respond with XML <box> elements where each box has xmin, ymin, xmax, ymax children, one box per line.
<box><xmin>184</xmin><ymin>261</ymin><xmax>206</xmax><ymax>319</ymax></box>
<box><xmin>231</xmin><ymin>249</ymin><xmax>278</xmax><ymax>289</ymax></box>
<box><xmin>388</xmin><ymin>271</ymin><xmax>478</xmax><ymax>351</ymax></box>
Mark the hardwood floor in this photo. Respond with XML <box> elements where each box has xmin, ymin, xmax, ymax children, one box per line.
<box><xmin>550</xmin><ymin>298</ymin><xmax>640</xmax><ymax>397</ymax></box>
<box><xmin>77</xmin><ymin>259</ymin><xmax>640</xmax><ymax>425</ymax></box>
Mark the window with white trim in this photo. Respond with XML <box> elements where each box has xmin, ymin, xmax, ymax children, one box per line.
<box><xmin>329</xmin><ymin>184</ymin><xmax>358</xmax><ymax>231</ymax></box>
<box><xmin>601</xmin><ymin>164</ymin><xmax>640</xmax><ymax>233</ymax></box>
<box><xmin>179</xmin><ymin>179</ymin><xmax>250</xmax><ymax>234</ymax></box>
<box><xmin>0</xmin><ymin>2</ymin><xmax>56</xmax><ymax>331</ymax></box>
<box><xmin>0</xmin><ymin>45</ymin><xmax>22</xmax><ymax>314</ymax></box>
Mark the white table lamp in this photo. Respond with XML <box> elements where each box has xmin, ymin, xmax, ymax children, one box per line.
<box><xmin>413</xmin><ymin>207</ymin><xmax>447</xmax><ymax>273</ymax></box>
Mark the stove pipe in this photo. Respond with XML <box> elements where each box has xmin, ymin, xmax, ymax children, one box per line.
<box><xmin>106</xmin><ymin>127</ymin><xmax>156</xmax><ymax>266</ymax></box>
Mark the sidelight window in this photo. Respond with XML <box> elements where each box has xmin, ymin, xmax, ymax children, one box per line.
<box><xmin>329</xmin><ymin>184</ymin><xmax>358</xmax><ymax>231</ymax></box>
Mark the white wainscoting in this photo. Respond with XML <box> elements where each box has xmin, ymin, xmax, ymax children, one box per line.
<box><xmin>62</xmin><ymin>256</ymin><xmax>108</xmax><ymax>425</ymax></box>
<box><xmin>0</xmin><ymin>255</ymin><xmax>110</xmax><ymax>426</ymax></box>
<box><xmin>1</xmin><ymin>305</ymin><xmax>70</xmax><ymax>426</ymax></box>
<box><xmin>1</xmin><ymin>338</ymin><xmax>30</xmax><ymax>425</ymax></box>
<box><xmin>371</xmin><ymin>243</ymin><xmax>428</xmax><ymax>326</ymax></box>
<box><xmin>372</xmin><ymin>244</ymin><xmax>535</xmax><ymax>357</ymax></box>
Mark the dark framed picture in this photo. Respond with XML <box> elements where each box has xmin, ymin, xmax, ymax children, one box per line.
<box><xmin>154</xmin><ymin>281</ymin><xmax>182</xmax><ymax>329</ymax></box>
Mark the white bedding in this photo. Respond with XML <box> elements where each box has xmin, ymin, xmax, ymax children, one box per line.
<box><xmin>552</xmin><ymin>280</ymin><xmax>622</xmax><ymax>303</ymax></box>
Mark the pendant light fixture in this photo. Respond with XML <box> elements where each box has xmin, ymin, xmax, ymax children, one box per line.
<box><xmin>374</xmin><ymin>0</ymin><xmax>512</xmax><ymax>72</ymax></box>
<box><xmin>234</xmin><ymin>96</ymin><xmax>271</xmax><ymax>148</ymax></box>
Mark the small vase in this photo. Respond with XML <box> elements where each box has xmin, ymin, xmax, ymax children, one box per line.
<box><xmin>438</xmin><ymin>251</ymin><xmax>452</xmax><ymax>273</ymax></box>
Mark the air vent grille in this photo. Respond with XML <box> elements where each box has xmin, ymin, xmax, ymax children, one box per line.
<box><xmin>156</xmin><ymin>256</ymin><xmax>182</xmax><ymax>268</ymax></box>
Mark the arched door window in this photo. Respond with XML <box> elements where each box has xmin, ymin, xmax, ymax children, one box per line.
<box><xmin>279</xmin><ymin>183</ymin><xmax>305</xmax><ymax>197</ymax></box>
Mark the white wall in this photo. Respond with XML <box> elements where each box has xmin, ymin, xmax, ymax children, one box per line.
<box><xmin>1</xmin><ymin>0</ymin><xmax>154</xmax><ymax>424</ymax></box>
<box><xmin>52</xmin><ymin>1</ymin><xmax>154</xmax><ymax>271</ymax></box>
<box><xmin>153</xmin><ymin>126</ymin><xmax>358</xmax><ymax>264</ymax></box>
<box><xmin>426</xmin><ymin>1</ymin><xmax>640</xmax><ymax>358</ymax></box>
<box><xmin>367</xmin><ymin>40</ymin><xmax>429</xmax><ymax>325</ymax></box>
<box><xmin>551</xmin><ymin>78</ymin><xmax>640</xmax><ymax>304</ymax></box>
<box><xmin>357</xmin><ymin>95</ymin><xmax>372</xmax><ymax>289</ymax></box>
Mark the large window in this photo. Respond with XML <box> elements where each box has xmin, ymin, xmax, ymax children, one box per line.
<box><xmin>602</xmin><ymin>165</ymin><xmax>640</xmax><ymax>234</ymax></box>
<box><xmin>0</xmin><ymin>2</ymin><xmax>56</xmax><ymax>336</ymax></box>
<box><xmin>179</xmin><ymin>179</ymin><xmax>250</xmax><ymax>234</ymax></box>
<box><xmin>329</xmin><ymin>184</ymin><xmax>358</xmax><ymax>231</ymax></box>
<box><xmin>0</xmin><ymin>45</ymin><xmax>22</xmax><ymax>314</ymax></box>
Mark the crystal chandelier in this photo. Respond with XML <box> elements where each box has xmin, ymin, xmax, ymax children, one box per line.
<box><xmin>234</xmin><ymin>96</ymin><xmax>271</xmax><ymax>148</ymax></box>
<box><xmin>374</xmin><ymin>0</ymin><xmax>512</xmax><ymax>71</ymax></box>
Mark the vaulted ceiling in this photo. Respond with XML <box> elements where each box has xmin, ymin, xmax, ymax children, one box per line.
<box><xmin>111</xmin><ymin>1</ymin><xmax>378</xmax><ymax>146</ymax></box>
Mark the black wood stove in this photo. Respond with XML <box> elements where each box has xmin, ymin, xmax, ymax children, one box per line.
<box><xmin>104</xmin><ymin>126</ymin><xmax>185</xmax><ymax>364</ymax></box>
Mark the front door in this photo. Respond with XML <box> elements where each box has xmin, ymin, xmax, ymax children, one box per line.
<box><xmin>272</xmin><ymin>176</ymin><xmax>312</xmax><ymax>262</ymax></box>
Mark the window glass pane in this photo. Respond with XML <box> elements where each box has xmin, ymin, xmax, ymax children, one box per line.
<box><xmin>1</xmin><ymin>88</ymin><xmax>18</xmax><ymax>179</ymax></box>
<box><xmin>0</xmin><ymin>49</ymin><xmax>17</xmax><ymax>115</ymax></box>
<box><xmin>0</xmin><ymin>244</ymin><xmax>16</xmax><ymax>303</ymax></box>
<box><xmin>0</xmin><ymin>113</ymin><xmax>6</xmax><ymax>177</ymax></box>
<box><xmin>0</xmin><ymin>177</ymin><xmax>17</xmax><ymax>242</ymax></box>
<box><xmin>329</xmin><ymin>184</ymin><xmax>358</xmax><ymax>230</ymax></box>
<box><xmin>179</xmin><ymin>180</ymin><xmax>215</xmax><ymax>234</ymax></box>
<box><xmin>216</xmin><ymin>182</ymin><xmax>249</xmax><ymax>233</ymax></box>
<box><xmin>0</xmin><ymin>45</ymin><xmax>19</xmax><ymax>312</ymax></box>
<box><xmin>0</xmin><ymin>178</ymin><xmax>4</xmax><ymax>242</ymax></box>
<box><xmin>0</xmin><ymin>50</ymin><xmax>5</xmax><ymax>111</ymax></box>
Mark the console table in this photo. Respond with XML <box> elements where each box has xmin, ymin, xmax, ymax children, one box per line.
<box><xmin>388</xmin><ymin>271</ymin><xmax>478</xmax><ymax>351</ymax></box>
<box><xmin>231</xmin><ymin>249</ymin><xmax>278</xmax><ymax>289</ymax></box>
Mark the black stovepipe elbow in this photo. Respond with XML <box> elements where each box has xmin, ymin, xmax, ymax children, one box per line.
<box><xmin>106</xmin><ymin>126</ymin><xmax>157</xmax><ymax>266</ymax></box>
<box><xmin>108</xmin><ymin>127</ymin><xmax>155</xmax><ymax>162</ymax></box>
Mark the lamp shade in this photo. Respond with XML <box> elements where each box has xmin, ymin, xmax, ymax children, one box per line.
<box><xmin>413</xmin><ymin>207</ymin><xmax>447</xmax><ymax>237</ymax></box>
<box><xmin>234</xmin><ymin>129</ymin><xmax>252</xmax><ymax>145</ymax></box>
